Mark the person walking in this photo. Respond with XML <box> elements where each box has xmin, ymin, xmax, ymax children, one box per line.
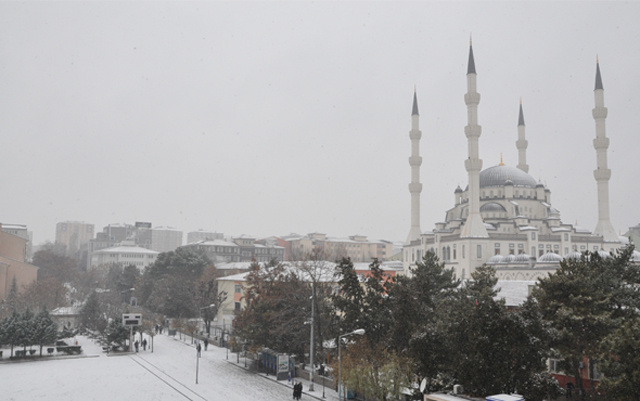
<box><xmin>196</xmin><ymin>342</ymin><xmax>202</xmax><ymax>357</ymax></box>
<box><xmin>134</xmin><ymin>340</ymin><xmax>139</xmax><ymax>352</ymax></box>
<box><xmin>204</xmin><ymin>339</ymin><xmax>208</xmax><ymax>351</ymax></box>
<box><xmin>142</xmin><ymin>338</ymin><xmax>147</xmax><ymax>351</ymax></box>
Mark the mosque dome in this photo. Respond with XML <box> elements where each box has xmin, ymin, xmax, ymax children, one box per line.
<box><xmin>565</xmin><ymin>251</ymin><xmax>583</xmax><ymax>261</ymax></box>
<box><xmin>514</xmin><ymin>253</ymin><xmax>531</xmax><ymax>263</ymax></box>
<box><xmin>479</xmin><ymin>165</ymin><xmax>538</xmax><ymax>188</ymax></box>
<box><xmin>480</xmin><ymin>202</ymin><xmax>507</xmax><ymax>212</ymax></box>
<box><xmin>538</xmin><ymin>252</ymin><xmax>563</xmax><ymax>263</ymax></box>
<box><xmin>487</xmin><ymin>254</ymin><xmax>503</xmax><ymax>264</ymax></box>
<box><xmin>501</xmin><ymin>254</ymin><xmax>516</xmax><ymax>264</ymax></box>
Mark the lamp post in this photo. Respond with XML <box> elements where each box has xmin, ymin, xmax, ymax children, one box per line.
<box><xmin>309</xmin><ymin>285</ymin><xmax>315</xmax><ymax>391</ymax></box>
<box><xmin>321</xmin><ymin>362</ymin><xmax>325</xmax><ymax>398</ymax></box>
<box><xmin>338</xmin><ymin>329</ymin><xmax>365</xmax><ymax>401</ymax></box>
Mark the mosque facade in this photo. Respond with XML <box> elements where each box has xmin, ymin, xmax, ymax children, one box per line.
<box><xmin>403</xmin><ymin>43</ymin><xmax>623</xmax><ymax>281</ymax></box>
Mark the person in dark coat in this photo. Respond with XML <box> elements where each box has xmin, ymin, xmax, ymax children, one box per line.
<box><xmin>134</xmin><ymin>340</ymin><xmax>139</xmax><ymax>352</ymax></box>
<box><xmin>142</xmin><ymin>339</ymin><xmax>147</xmax><ymax>351</ymax></box>
<box><xmin>204</xmin><ymin>339</ymin><xmax>208</xmax><ymax>350</ymax></box>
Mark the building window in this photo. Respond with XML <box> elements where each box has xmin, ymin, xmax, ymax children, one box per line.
<box><xmin>564</xmin><ymin>233</ymin><xmax>569</xmax><ymax>241</ymax></box>
<box><xmin>234</xmin><ymin>284</ymin><xmax>241</xmax><ymax>293</ymax></box>
<box><xmin>477</xmin><ymin>245</ymin><xmax>482</xmax><ymax>259</ymax></box>
<box><xmin>462</xmin><ymin>245</ymin><xmax>465</xmax><ymax>259</ymax></box>
<box><xmin>531</xmin><ymin>232</ymin><xmax>536</xmax><ymax>240</ymax></box>
<box><xmin>234</xmin><ymin>302</ymin><xmax>241</xmax><ymax>311</ymax></box>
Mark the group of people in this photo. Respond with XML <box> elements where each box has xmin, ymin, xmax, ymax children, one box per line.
<box><xmin>292</xmin><ymin>381</ymin><xmax>303</xmax><ymax>400</ymax></box>
<box><xmin>134</xmin><ymin>338</ymin><xmax>147</xmax><ymax>352</ymax></box>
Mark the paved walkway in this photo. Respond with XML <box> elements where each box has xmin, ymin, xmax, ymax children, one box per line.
<box><xmin>221</xmin><ymin>348</ymin><xmax>341</xmax><ymax>401</ymax></box>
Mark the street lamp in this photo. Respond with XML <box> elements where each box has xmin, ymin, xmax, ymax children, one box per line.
<box><xmin>309</xmin><ymin>287</ymin><xmax>316</xmax><ymax>392</ymax></box>
<box><xmin>338</xmin><ymin>329</ymin><xmax>365</xmax><ymax>401</ymax></box>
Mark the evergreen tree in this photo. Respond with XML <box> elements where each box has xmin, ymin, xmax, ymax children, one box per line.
<box><xmin>17</xmin><ymin>308</ymin><xmax>36</xmax><ymax>353</ymax></box>
<box><xmin>104</xmin><ymin>318</ymin><xmax>129</xmax><ymax>349</ymax></box>
<box><xmin>79</xmin><ymin>291</ymin><xmax>107</xmax><ymax>332</ymax></box>
<box><xmin>32</xmin><ymin>309</ymin><xmax>58</xmax><ymax>356</ymax></box>
<box><xmin>532</xmin><ymin>246</ymin><xmax>636</xmax><ymax>398</ymax></box>
<box><xmin>234</xmin><ymin>261</ymin><xmax>311</xmax><ymax>356</ymax></box>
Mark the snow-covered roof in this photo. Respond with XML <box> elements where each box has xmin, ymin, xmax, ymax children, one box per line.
<box><xmin>94</xmin><ymin>246</ymin><xmax>159</xmax><ymax>255</ymax></box>
<box><xmin>192</xmin><ymin>239</ymin><xmax>238</xmax><ymax>247</ymax></box>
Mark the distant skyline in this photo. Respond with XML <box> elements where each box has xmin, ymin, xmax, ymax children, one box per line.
<box><xmin>2</xmin><ymin>2</ymin><xmax>640</xmax><ymax>246</ymax></box>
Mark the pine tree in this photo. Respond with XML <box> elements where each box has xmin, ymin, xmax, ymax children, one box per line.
<box><xmin>33</xmin><ymin>309</ymin><xmax>58</xmax><ymax>356</ymax></box>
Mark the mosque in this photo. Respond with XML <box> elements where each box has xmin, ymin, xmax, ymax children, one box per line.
<box><xmin>402</xmin><ymin>43</ymin><xmax>625</xmax><ymax>281</ymax></box>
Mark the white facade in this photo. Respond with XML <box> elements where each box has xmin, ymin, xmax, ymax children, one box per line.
<box><xmin>186</xmin><ymin>230</ymin><xmax>223</xmax><ymax>244</ymax></box>
<box><xmin>403</xmin><ymin>46</ymin><xmax>621</xmax><ymax>280</ymax></box>
<box><xmin>151</xmin><ymin>226</ymin><xmax>183</xmax><ymax>253</ymax></box>
<box><xmin>90</xmin><ymin>245</ymin><xmax>159</xmax><ymax>271</ymax></box>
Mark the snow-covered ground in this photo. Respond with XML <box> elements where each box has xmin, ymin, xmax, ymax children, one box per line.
<box><xmin>1</xmin><ymin>333</ymin><xmax>339</xmax><ymax>401</ymax></box>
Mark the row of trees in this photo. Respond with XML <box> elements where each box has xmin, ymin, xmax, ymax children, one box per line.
<box><xmin>0</xmin><ymin>309</ymin><xmax>60</xmax><ymax>357</ymax></box>
<box><xmin>233</xmin><ymin>246</ymin><xmax>640</xmax><ymax>401</ymax></box>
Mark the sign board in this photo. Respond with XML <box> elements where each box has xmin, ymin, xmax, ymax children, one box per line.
<box><xmin>278</xmin><ymin>354</ymin><xmax>289</xmax><ymax>373</ymax></box>
<box><xmin>122</xmin><ymin>313</ymin><xmax>142</xmax><ymax>327</ymax></box>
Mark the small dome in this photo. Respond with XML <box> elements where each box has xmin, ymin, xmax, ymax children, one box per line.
<box><xmin>538</xmin><ymin>252</ymin><xmax>563</xmax><ymax>263</ymax></box>
<box><xmin>455</xmin><ymin>185</ymin><xmax>463</xmax><ymax>193</ymax></box>
<box><xmin>514</xmin><ymin>253</ymin><xmax>531</xmax><ymax>263</ymax></box>
<box><xmin>501</xmin><ymin>254</ymin><xmax>516</xmax><ymax>264</ymax></box>
<box><xmin>487</xmin><ymin>255</ymin><xmax>503</xmax><ymax>264</ymax></box>
<box><xmin>479</xmin><ymin>165</ymin><xmax>538</xmax><ymax>189</ymax></box>
<box><xmin>632</xmin><ymin>250</ymin><xmax>640</xmax><ymax>263</ymax></box>
<box><xmin>565</xmin><ymin>251</ymin><xmax>583</xmax><ymax>261</ymax></box>
<box><xmin>480</xmin><ymin>202</ymin><xmax>507</xmax><ymax>212</ymax></box>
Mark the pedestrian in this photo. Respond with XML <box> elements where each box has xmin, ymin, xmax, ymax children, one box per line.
<box><xmin>204</xmin><ymin>339</ymin><xmax>208</xmax><ymax>351</ymax></box>
<box><xmin>292</xmin><ymin>381</ymin><xmax>297</xmax><ymax>400</ymax></box>
<box><xmin>566</xmin><ymin>381</ymin><xmax>574</xmax><ymax>399</ymax></box>
<box><xmin>142</xmin><ymin>338</ymin><xmax>147</xmax><ymax>351</ymax></box>
<box><xmin>134</xmin><ymin>340</ymin><xmax>139</xmax><ymax>352</ymax></box>
<box><xmin>196</xmin><ymin>342</ymin><xmax>202</xmax><ymax>357</ymax></box>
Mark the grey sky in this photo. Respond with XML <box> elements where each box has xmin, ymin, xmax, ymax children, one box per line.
<box><xmin>2</xmin><ymin>1</ymin><xmax>639</xmax><ymax>245</ymax></box>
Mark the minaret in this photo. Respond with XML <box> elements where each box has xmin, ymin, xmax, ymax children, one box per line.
<box><xmin>592</xmin><ymin>58</ymin><xmax>617</xmax><ymax>242</ymax></box>
<box><xmin>516</xmin><ymin>99</ymin><xmax>529</xmax><ymax>173</ymax></box>
<box><xmin>406</xmin><ymin>88</ymin><xmax>422</xmax><ymax>243</ymax></box>
<box><xmin>460</xmin><ymin>40</ymin><xmax>488</xmax><ymax>238</ymax></box>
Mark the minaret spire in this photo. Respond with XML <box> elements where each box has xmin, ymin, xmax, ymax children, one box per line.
<box><xmin>460</xmin><ymin>41</ymin><xmax>488</xmax><ymax>238</ymax></box>
<box><xmin>516</xmin><ymin>99</ymin><xmax>529</xmax><ymax>173</ymax></box>
<box><xmin>591</xmin><ymin>58</ymin><xmax>617</xmax><ymax>242</ymax></box>
<box><xmin>407</xmin><ymin>87</ymin><xmax>423</xmax><ymax>243</ymax></box>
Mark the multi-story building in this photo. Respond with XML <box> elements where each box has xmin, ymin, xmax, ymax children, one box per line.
<box><xmin>0</xmin><ymin>223</ymin><xmax>38</xmax><ymax>299</ymax></box>
<box><xmin>55</xmin><ymin>221</ymin><xmax>94</xmax><ymax>255</ymax></box>
<box><xmin>89</xmin><ymin>244</ymin><xmax>159</xmax><ymax>271</ymax></box>
<box><xmin>1</xmin><ymin>223</ymin><xmax>32</xmax><ymax>261</ymax></box>
<box><xmin>151</xmin><ymin>226</ymin><xmax>183</xmax><ymax>253</ymax></box>
<box><xmin>180</xmin><ymin>236</ymin><xmax>284</xmax><ymax>264</ymax></box>
<box><xmin>186</xmin><ymin>230</ymin><xmax>224</xmax><ymax>244</ymax></box>
<box><xmin>282</xmin><ymin>233</ymin><xmax>394</xmax><ymax>262</ymax></box>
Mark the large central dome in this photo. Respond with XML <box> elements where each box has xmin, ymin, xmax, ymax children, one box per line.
<box><xmin>479</xmin><ymin>165</ymin><xmax>537</xmax><ymax>188</ymax></box>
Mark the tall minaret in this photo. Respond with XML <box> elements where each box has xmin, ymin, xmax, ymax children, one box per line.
<box><xmin>406</xmin><ymin>88</ymin><xmax>422</xmax><ymax>243</ymax></box>
<box><xmin>592</xmin><ymin>58</ymin><xmax>617</xmax><ymax>242</ymax></box>
<box><xmin>460</xmin><ymin>40</ymin><xmax>488</xmax><ymax>238</ymax></box>
<box><xmin>516</xmin><ymin>99</ymin><xmax>529</xmax><ymax>173</ymax></box>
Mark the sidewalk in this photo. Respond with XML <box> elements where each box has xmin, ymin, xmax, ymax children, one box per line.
<box><xmin>224</xmin><ymin>353</ymin><xmax>340</xmax><ymax>401</ymax></box>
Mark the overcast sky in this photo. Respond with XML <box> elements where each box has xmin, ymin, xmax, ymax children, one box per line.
<box><xmin>2</xmin><ymin>1</ymin><xmax>640</xmax><ymax>246</ymax></box>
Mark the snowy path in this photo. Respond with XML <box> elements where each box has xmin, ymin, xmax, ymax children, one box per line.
<box><xmin>1</xmin><ymin>334</ymin><xmax>334</xmax><ymax>401</ymax></box>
